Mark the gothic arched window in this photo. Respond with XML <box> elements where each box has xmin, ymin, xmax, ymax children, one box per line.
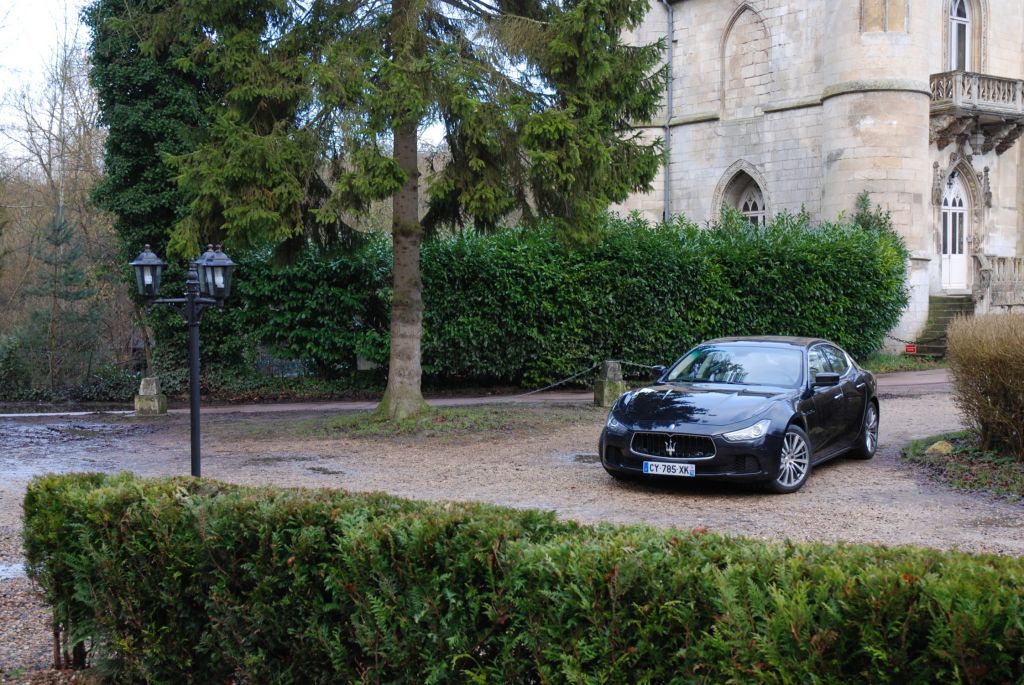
<box><xmin>738</xmin><ymin>184</ymin><xmax>766</xmax><ymax>225</ymax></box>
<box><xmin>716</xmin><ymin>165</ymin><xmax>771</xmax><ymax>226</ymax></box>
<box><xmin>949</xmin><ymin>0</ymin><xmax>971</xmax><ymax>71</ymax></box>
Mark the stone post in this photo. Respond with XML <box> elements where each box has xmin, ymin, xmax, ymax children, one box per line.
<box><xmin>594</xmin><ymin>361</ymin><xmax>628</xmax><ymax>407</ymax></box>
<box><xmin>134</xmin><ymin>376</ymin><xmax>168</xmax><ymax>415</ymax></box>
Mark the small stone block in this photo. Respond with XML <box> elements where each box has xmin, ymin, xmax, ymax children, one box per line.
<box><xmin>135</xmin><ymin>393</ymin><xmax>168</xmax><ymax>415</ymax></box>
<box><xmin>138</xmin><ymin>377</ymin><xmax>162</xmax><ymax>396</ymax></box>
<box><xmin>600</xmin><ymin>361</ymin><xmax>623</xmax><ymax>381</ymax></box>
<box><xmin>594</xmin><ymin>379</ymin><xmax>628</xmax><ymax>408</ymax></box>
<box><xmin>925</xmin><ymin>440</ymin><xmax>953</xmax><ymax>457</ymax></box>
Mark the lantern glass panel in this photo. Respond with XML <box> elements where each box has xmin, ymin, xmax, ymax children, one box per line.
<box><xmin>196</xmin><ymin>246</ymin><xmax>216</xmax><ymax>297</ymax></box>
<box><xmin>205</xmin><ymin>246</ymin><xmax>235</xmax><ymax>300</ymax></box>
<box><xmin>130</xmin><ymin>246</ymin><xmax>165</xmax><ymax>298</ymax></box>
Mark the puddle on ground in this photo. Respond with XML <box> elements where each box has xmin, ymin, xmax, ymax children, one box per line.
<box><xmin>308</xmin><ymin>466</ymin><xmax>345</xmax><ymax>476</ymax></box>
<box><xmin>573</xmin><ymin>453</ymin><xmax>601</xmax><ymax>464</ymax></box>
<box><xmin>244</xmin><ymin>454</ymin><xmax>317</xmax><ymax>466</ymax></box>
<box><xmin>0</xmin><ymin>402</ymin><xmax>131</xmax><ymax>415</ymax></box>
<box><xmin>970</xmin><ymin>514</ymin><xmax>1024</xmax><ymax>527</ymax></box>
<box><xmin>0</xmin><ymin>420</ymin><xmax>140</xmax><ymax>479</ymax></box>
<box><xmin>0</xmin><ymin>562</ymin><xmax>26</xmax><ymax>580</ymax></box>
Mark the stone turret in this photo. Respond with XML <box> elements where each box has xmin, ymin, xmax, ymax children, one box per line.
<box><xmin>820</xmin><ymin>0</ymin><xmax>932</xmax><ymax>254</ymax></box>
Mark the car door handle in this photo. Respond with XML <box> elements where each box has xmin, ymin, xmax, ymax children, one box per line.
<box><xmin>855</xmin><ymin>382</ymin><xmax>866</xmax><ymax>389</ymax></box>
<box><xmin>832</xmin><ymin>393</ymin><xmax>843</xmax><ymax>400</ymax></box>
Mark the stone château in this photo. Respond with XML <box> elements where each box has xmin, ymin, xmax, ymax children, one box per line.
<box><xmin>617</xmin><ymin>0</ymin><xmax>1024</xmax><ymax>347</ymax></box>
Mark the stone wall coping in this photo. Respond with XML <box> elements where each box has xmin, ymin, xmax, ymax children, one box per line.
<box><xmin>763</xmin><ymin>97</ymin><xmax>823</xmax><ymax>113</ymax></box>
<box><xmin>822</xmin><ymin>79</ymin><xmax>932</xmax><ymax>101</ymax></box>
<box><xmin>668</xmin><ymin>112</ymin><xmax>720</xmax><ymax>126</ymax></box>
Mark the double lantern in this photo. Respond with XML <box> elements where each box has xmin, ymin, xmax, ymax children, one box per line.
<box><xmin>129</xmin><ymin>244</ymin><xmax>235</xmax><ymax>301</ymax></box>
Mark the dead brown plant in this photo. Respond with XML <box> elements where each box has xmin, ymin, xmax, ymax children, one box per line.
<box><xmin>947</xmin><ymin>313</ymin><xmax>1024</xmax><ymax>458</ymax></box>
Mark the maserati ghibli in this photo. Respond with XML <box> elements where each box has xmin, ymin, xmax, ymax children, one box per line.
<box><xmin>599</xmin><ymin>337</ymin><xmax>879</xmax><ymax>493</ymax></box>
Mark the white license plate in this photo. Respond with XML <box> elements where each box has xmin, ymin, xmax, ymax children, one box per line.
<box><xmin>643</xmin><ymin>461</ymin><xmax>695</xmax><ymax>477</ymax></box>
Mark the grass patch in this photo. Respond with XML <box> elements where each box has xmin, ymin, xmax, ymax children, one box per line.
<box><xmin>861</xmin><ymin>352</ymin><xmax>946</xmax><ymax>374</ymax></box>
<box><xmin>903</xmin><ymin>430</ymin><xmax>1024</xmax><ymax>502</ymax></box>
<box><xmin>301</xmin><ymin>404</ymin><xmax>604</xmax><ymax>439</ymax></box>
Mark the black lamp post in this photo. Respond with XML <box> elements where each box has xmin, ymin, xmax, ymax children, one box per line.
<box><xmin>130</xmin><ymin>244</ymin><xmax>236</xmax><ymax>477</ymax></box>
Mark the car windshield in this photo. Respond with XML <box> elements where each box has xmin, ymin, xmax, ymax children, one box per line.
<box><xmin>665</xmin><ymin>344</ymin><xmax>803</xmax><ymax>388</ymax></box>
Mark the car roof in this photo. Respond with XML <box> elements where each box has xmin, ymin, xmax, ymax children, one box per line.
<box><xmin>702</xmin><ymin>335</ymin><xmax>829</xmax><ymax>348</ymax></box>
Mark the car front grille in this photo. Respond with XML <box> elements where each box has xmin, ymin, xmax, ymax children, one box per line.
<box><xmin>612</xmin><ymin>452</ymin><xmax>762</xmax><ymax>475</ymax></box>
<box><xmin>630</xmin><ymin>432</ymin><xmax>716</xmax><ymax>460</ymax></box>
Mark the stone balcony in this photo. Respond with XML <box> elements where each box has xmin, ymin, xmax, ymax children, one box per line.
<box><xmin>974</xmin><ymin>255</ymin><xmax>1024</xmax><ymax>309</ymax></box>
<box><xmin>930</xmin><ymin>71</ymin><xmax>1024</xmax><ymax>154</ymax></box>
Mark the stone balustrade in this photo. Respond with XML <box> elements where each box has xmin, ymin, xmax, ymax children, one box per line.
<box><xmin>930</xmin><ymin>71</ymin><xmax>1024</xmax><ymax>115</ymax></box>
<box><xmin>989</xmin><ymin>256</ymin><xmax>1024</xmax><ymax>284</ymax></box>
<box><xmin>929</xmin><ymin>72</ymin><xmax>1024</xmax><ymax>154</ymax></box>
<box><xmin>974</xmin><ymin>255</ymin><xmax>1024</xmax><ymax>308</ymax></box>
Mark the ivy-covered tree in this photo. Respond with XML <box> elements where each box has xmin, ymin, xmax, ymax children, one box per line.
<box><xmin>108</xmin><ymin>0</ymin><xmax>664</xmax><ymax>419</ymax></box>
<box><xmin>83</xmin><ymin>0</ymin><xmax>216</xmax><ymax>260</ymax></box>
<box><xmin>85</xmin><ymin>0</ymin><xmax>229</xmax><ymax>382</ymax></box>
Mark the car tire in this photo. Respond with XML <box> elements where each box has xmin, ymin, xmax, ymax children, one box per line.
<box><xmin>849</xmin><ymin>400</ymin><xmax>879</xmax><ymax>460</ymax></box>
<box><xmin>603</xmin><ymin>466</ymin><xmax>636</xmax><ymax>482</ymax></box>
<box><xmin>766</xmin><ymin>425</ymin><xmax>812</xmax><ymax>494</ymax></box>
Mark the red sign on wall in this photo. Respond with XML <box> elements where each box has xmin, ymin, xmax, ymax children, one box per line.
<box><xmin>905</xmin><ymin>344</ymin><xmax>917</xmax><ymax>355</ymax></box>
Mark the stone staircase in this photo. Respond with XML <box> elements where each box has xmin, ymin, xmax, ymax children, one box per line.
<box><xmin>913</xmin><ymin>295</ymin><xmax>975</xmax><ymax>357</ymax></box>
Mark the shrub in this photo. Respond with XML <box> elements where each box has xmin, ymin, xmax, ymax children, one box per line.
<box><xmin>420</xmin><ymin>210</ymin><xmax>908</xmax><ymax>385</ymax></box>
<box><xmin>0</xmin><ymin>334</ymin><xmax>30</xmax><ymax>397</ymax></box>
<box><xmin>24</xmin><ymin>473</ymin><xmax>1024</xmax><ymax>684</ymax></box>
<box><xmin>70</xmin><ymin>364</ymin><xmax>140</xmax><ymax>402</ymax></box>
<box><xmin>139</xmin><ymin>207</ymin><xmax>909</xmax><ymax>396</ymax></box>
<box><xmin>947</xmin><ymin>314</ymin><xmax>1024</xmax><ymax>458</ymax></box>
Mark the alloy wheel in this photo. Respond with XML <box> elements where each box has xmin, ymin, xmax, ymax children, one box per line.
<box><xmin>776</xmin><ymin>431</ymin><xmax>810</xmax><ymax>488</ymax></box>
<box><xmin>864</xmin><ymin>404</ymin><xmax>879</xmax><ymax>454</ymax></box>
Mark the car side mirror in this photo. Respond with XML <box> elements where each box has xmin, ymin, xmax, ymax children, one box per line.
<box><xmin>814</xmin><ymin>372</ymin><xmax>841</xmax><ymax>387</ymax></box>
<box><xmin>651</xmin><ymin>365</ymin><xmax>666</xmax><ymax>380</ymax></box>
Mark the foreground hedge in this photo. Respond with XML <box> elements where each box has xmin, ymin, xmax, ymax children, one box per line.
<box><xmin>146</xmin><ymin>209</ymin><xmax>908</xmax><ymax>392</ymax></box>
<box><xmin>24</xmin><ymin>473</ymin><xmax>1024</xmax><ymax>683</ymax></box>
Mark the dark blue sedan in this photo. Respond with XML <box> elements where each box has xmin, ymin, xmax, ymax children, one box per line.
<box><xmin>600</xmin><ymin>336</ymin><xmax>878</xmax><ymax>493</ymax></box>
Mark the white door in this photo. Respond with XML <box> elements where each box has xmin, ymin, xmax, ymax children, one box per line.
<box><xmin>941</xmin><ymin>176</ymin><xmax>969</xmax><ymax>290</ymax></box>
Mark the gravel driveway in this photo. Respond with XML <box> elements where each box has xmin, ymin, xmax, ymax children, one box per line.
<box><xmin>2</xmin><ymin>378</ymin><xmax>1022</xmax><ymax>681</ymax></box>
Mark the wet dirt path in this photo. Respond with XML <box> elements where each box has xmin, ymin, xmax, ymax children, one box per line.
<box><xmin>1</xmin><ymin>388</ymin><xmax>1019</xmax><ymax>558</ymax></box>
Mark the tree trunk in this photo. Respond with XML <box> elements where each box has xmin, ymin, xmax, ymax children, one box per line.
<box><xmin>52</xmin><ymin>617</ymin><xmax>62</xmax><ymax>669</ymax></box>
<box><xmin>377</xmin><ymin>120</ymin><xmax>428</xmax><ymax>420</ymax></box>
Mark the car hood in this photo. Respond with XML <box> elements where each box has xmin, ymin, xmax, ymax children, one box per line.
<box><xmin>614</xmin><ymin>383</ymin><xmax>795</xmax><ymax>428</ymax></box>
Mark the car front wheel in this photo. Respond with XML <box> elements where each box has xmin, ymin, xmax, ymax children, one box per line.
<box><xmin>766</xmin><ymin>425</ymin><xmax>812</xmax><ymax>494</ymax></box>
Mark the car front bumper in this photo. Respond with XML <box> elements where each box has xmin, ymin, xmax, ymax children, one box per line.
<box><xmin>600</xmin><ymin>428</ymin><xmax>784</xmax><ymax>482</ymax></box>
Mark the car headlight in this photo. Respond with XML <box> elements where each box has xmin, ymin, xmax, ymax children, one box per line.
<box><xmin>722</xmin><ymin>419</ymin><xmax>771</xmax><ymax>442</ymax></box>
<box><xmin>606</xmin><ymin>413</ymin><xmax>627</xmax><ymax>434</ymax></box>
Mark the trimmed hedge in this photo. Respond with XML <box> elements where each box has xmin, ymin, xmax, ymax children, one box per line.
<box><xmin>419</xmin><ymin>210</ymin><xmax>908</xmax><ymax>385</ymax></box>
<box><xmin>24</xmin><ymin>473</ymin><xmax>1024</xmax><ymax>683</ymax></box>
<box><xmin>144</xmin><ymin>209</ymin><xmax>909</xmax><ymax>394</ymax></box>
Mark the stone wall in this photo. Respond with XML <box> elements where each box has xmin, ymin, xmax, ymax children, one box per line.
<box><xmin>616</xmin><ymin>0</ymin><xmax>1024</xmax><ymax>348</ymax></box>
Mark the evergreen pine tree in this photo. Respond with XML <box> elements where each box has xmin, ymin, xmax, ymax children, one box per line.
<box><xmin>89</xmin><ymin>0</ymin><xmax>665</xmax><ymax>418</ymax></box>
<box><xmin>25</xmin><ymin>214</ymin><xmax>99</xmax><ymax>395</ymax></box>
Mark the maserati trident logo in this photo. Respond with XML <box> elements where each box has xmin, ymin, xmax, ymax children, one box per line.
<box><xmin>665</xmin><ymin>438</ymin><xmax>676</xmax><ymax>457</ymax></box>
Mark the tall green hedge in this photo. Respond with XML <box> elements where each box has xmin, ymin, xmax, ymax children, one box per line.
<box><xmin>151</xmin><ymin>209</ymin><xmax>908</xmax><ymax>392</ymax></box>
<box><xmin>23</xmin><ymin>473</ymin><xmax>1024</xmax><ymax>683</ymax></box>
<box><xmin>420</xmin><ymin>210</ymin><xmax>907</xmax><ymax>385</ymax></box>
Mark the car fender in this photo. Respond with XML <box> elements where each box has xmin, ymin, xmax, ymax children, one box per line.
<box><xmin>763</xmin><ymin>397</ymin><xmax>803</xmax><ymax>436</ymax></box>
